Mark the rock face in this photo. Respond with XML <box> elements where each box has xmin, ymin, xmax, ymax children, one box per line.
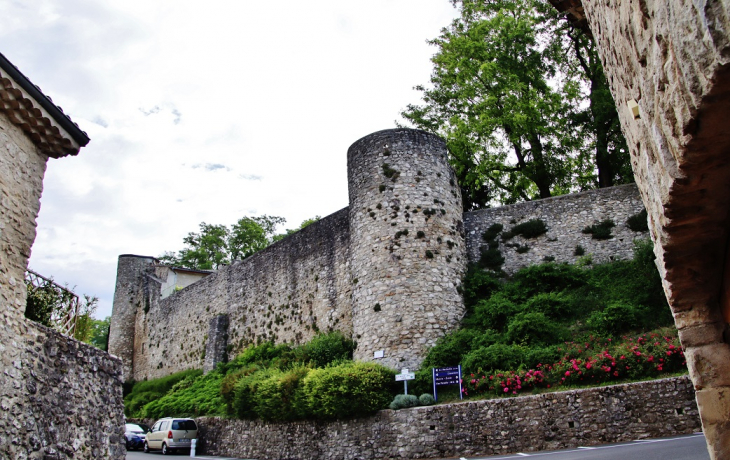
<box><xmin>572</xmin><ymin>0</ymin><xmax>730</xmax><ymax>458</ymax></box>
<box><xmin>196</xmin><ymin>376</ymin><xmax>700</xmax><ymax>460</ymax></box>
<box><xmin>348</xmin><ymin>129</ymin><xmax>466</xmax><ymax>370</ymax></box>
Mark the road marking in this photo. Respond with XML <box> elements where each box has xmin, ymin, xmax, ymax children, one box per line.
<box><xmin>577</xmin><ymin>446</ymin><xmax>596</xmax><ymax>449</ymax></box>
<box><xmin>516</xmin><ymin>453</ymin><xmax>531</xmax><ymax>457</ymax></box>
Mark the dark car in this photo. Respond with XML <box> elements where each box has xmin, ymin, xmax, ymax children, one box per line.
<box><xmin>124</xmin><ymin>422</ymin><xmax>149</xmax><ymax>451</ymax></box>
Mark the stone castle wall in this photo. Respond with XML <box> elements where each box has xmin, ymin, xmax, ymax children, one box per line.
<box><xmin>125</xmin><ymin>207</ymin><xmax>353</xmax><ymax>381</ymax></box>
<box><xmin>194</xmin><ymin>376</ymin><xmax>700</xmax><ymax>460</ymax></box>
<box><xmin>464</xmin><ymin>184</ymin><xmax>649</xmax><ymax>273</ymax></box>
<box><xmin>0</xmin><ymin>108</ymin><xmax>125</xmax><ymax>459</ymax></box>
<box><xmin>112</xmin><ymin>129</ymin><xmax>648</xmax><ymax>380</ymax></box>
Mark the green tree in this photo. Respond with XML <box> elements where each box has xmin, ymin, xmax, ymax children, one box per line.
<box><xmin>401</xmin><ymin>0</ymin><xmax>630</xmax><ymax>208</ymax></box>
<box><xmin>272</xmin><ymin>216</ymin><xmax>322</xmax><ymax>242</ymax></box>
<box><xmin>160</xmin><ymin>215</ymin><xmax>287</xmax><ymax>270</ymax></box>
<box><xmin>88</xmin><ymin>316</ymin><xmax>111</xmax><ymax>351</ymax></box>
<box><xmin>230</xmin><ymin>215</ymin><xmax>286</xmax><ymax>260</ymax></box>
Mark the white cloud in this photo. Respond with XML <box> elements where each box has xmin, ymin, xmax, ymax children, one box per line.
<box><xmin>4</xmin><ymin>0</ymin><xmax>459</xmax><ymax>319</ymax></box>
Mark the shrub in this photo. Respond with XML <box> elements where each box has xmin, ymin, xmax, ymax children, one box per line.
<box><xmin>582</xmin><ymin>219</ymin><xmax>615</xmax><ymax>240</ymax></box>
<box><xmin>510</xmin><ymin>263</ymin><xmax>587</xmax><ymax>300</ymax></box>
<box><xmin>254</xmin><ymin>366</ymin><xmax>310</xmax><ymax>421</ymax></box>
<box><xmin>220</xmin><ymin>364</ymin><xmax>260</xmax><ymax>415</ymax></box>
<box><xmin>295</xmin><ymin>331</ymin><xmax>354</xmax><ymax>368</ymax></box>
<box><xmin>233</xmin><ymin>367</ymin><xmax>281</xmax><ymax>419</ymax></box>
<box><xmin>418</xmin><ymin>393</ymin><xmax>436</xmax><ymax>406</ymax></box>
<box><xmin>586</xmin><ymin>301</ymin><xmax>646</xmax><ymax>336</ymax></box>
<box><xmin>627</xmin><ymin>209</ymin><xmax>649</xmax><ymax>232</ymax></box>
<box><xmin>462</xmin><ymin>344</ymin><xmax>526</xmax><ymax>374</ymax></box>
<box><xmin>506</xmin><ymin>312</ymin><xmax>568</xmax><ymax>346</ymax></box>
<box><xmin>124</xmin><ymin>368</ymin><xmax>202</xmax><ymax>417</ymax></box>
<box><xmin>504</xmin><ymin>219</ymin><xmax>548</xmax><ymax>239</ymax></box>
<box><xmin>301</xmin><ymin>361</ymin><xmax>396</xmax><ymax>420</ymax></box>
<box><xmin>141</xmin><ymin>370</ymin><xmax>226</xmax><ymax>419</ymax></box>
<box><xmin>478</xmin><ymin>244</ymin><xmax>505</xmax><ymax>271</ymax></box>
<box><xmin>482</xmin><ymin>223</ymin><xmax>503</xmax><ymax>242</ymax></box>
<box><xmin>461</xmin><ymin>266</ymin><xmax>502</xmax><ymax>310</ymax></box>
<box><xmin>389</xmin><ymin>394</ymin><xmax>419</xmax><ymax>410</ymax></box>
<box><xmin>236</xmin><ymin>341</ymin><xmax>294</xmax><ymax>368</ymax></box>
<box><xmin>574</xmin><ymin>245</ymin><xmax>585</xmax><ymax>256</ymax></box>
<box><xmin>469</xmin><ymin>293</ymin><xmax>519</xmax><ymax>332</ymax></box>
<box><xmin>421</xmin><ymin>329</ymin><xmax>481</xmax><ymax>368</ymax></box>
<box><xmin>523</xmin><ymin>292</ymin><xmax>577</xmax><ymax>320</ymax></box>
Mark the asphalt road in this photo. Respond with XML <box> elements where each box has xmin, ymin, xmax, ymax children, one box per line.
<box><xmin>125</xmin><ymin>432</ymin><xmax>709</xmax><ymax>460</ymax></box>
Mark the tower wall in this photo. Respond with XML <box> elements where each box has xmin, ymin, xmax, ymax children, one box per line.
<box><xmin>108</xmin><ymin>254</ymin><xmax>155</xmax><ymax>381</ymax></box>
<box><xmin>347</xmin><ymin>129</ymin><xmax>467</xmax><ymax>370</ymax></box>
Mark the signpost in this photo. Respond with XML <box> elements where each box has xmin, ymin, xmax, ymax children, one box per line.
<box><xmin>432</xmin><ymin>365</ymin><xmax>462</xmax><ymax>401</ymax></box>
<box><xmin>395</xmin><ymin>368</ymin><xmax>415</xmax><ymax>394</ymax></box>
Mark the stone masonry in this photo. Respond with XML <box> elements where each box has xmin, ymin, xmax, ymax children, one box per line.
<box><xmin>0</xmin><ymin>53</ymin><xmax>125</xmax><ymax>460</ymax></box>
<box><xmin>194</xmin><ymin>376</ymin><xmax>700</xmax><ymax>460</ymax></box>
<box><xmin>112</xmin><ymin>129</ymin><xmax>650</xmax><ymax>381</ymax></box>
<box><xmin>348</xmin><ymin>129</ymin><xmax>466</xmax><ymax>370</ymax></box>
<box><xmin>562</xmin><ymin>1</ymin><xmax>730</xmax><ymax>458</ymax></box>
<box><xmin>464</xmin><ymin>184</ymin><xmax>648</xmax><ymax>273</ymax></box>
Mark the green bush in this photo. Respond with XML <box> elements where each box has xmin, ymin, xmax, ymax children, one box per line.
<box><xmin>220</xmin><ymin>364</ymin><xmax>260</xmax><ymax>415</ymax></box>
<box><xmin>582</xmin><ymin>219</ymin><xmax>615</xmax><ymax>240</ymax></box>
<box><xmin>301</xmin><ymin>361</ymin><xmax>396</xmax><ymax>420</ymax></box>
<box><xmin>462</xmin><ymin>344</ymin><xmax>526</xmax><ymax>374</ymax></box>
<box><xmin>141</xmin><ymin>371</ymin><xmax>226</xmax><ymax>419</ymax></box>
<box><xmin>236</xmin><ymin>342</ymin><xmax>295</xmax><ymax>368</ymax></box>
<box><xmin>523</xmin><ymin>292</ymin><xmax>577</xmax><ymax>319</ymax></box>
<box><xmin>468</xmin><ymin>293</ymin><xmax>519</xmax><ymax>331</ymax></box>
<box><xmin>479</xmin><ymin>244</ymin><xmax>504</xmax><ymax>271</ymax></box>
<box><xmin>509</xmin><ymin>263</ymin><xmax>587</xmax><ymax>300</ymax></box>
<box><xmin>627</xmin><ymin>209</ymin><xmax>649</xmax><ymax>232</ymax></box>
<box><xmin>418</xmin><ymin>393</ymin><xmax>436</xmax><ymax>406</ymax></box>
<box><xmin>462</xmin><ymin>265</ymin><xmax>502</xmax><ymax>310</ymax></box>
<box><xmin>421</xmin><ymin>329</ymin><xmax>481</xmax><ymax>368</ymax></box>
<box><xmin>233</xmin><ymin>367</ymin><xmax>281</xmax><ymax>419</ymax></box>
<box><xmin>506</xmin><ymin>312</ymin><xmax>568</xmax><ymax>346</ymax></box>
<box><xmin>586</xmin><ymin>301</ymin><xmax>646</xmax><ymax>336</ymax></box>
<box><xmin>124</xmin><ymin>368</ymin><xmax>202</xmax><ymax>417</ymax></box>
<box><xmin>504</xmin><ymin>219</ymin><xmax>548</xmax><ymax>239</ymax></box>
<box><xmin>389</xmin><ymin>394</ymin><xmax>419</xmax><ymax>410</ymax></box>
<box><xmin>253</xmin><ymin>366</ymin><xmax>310</xmax><ymax>421</ymax></box>
<box><xmin>295</xmin><ymin>331</ymin><xmax>354</xmax><ymax>368</ymax></box>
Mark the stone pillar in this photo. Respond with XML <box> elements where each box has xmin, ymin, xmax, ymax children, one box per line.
<box><xmin>204</xmin><ymin>314</ymin><xmax>229</xmax><ymax>373</ymax></box>
<box><xmin>347</xmin><ymin>128</ymin><xmax>467</xmax><ymax>370</ymax></box>
<box><xmin>108</xmin><ymin>255</ymin><xmax>155</xmax><ymax>381</ymax></box>
<box><xmin>573</xmin><ymin>1</ymin><xmax>730</xmax><ymax>458</ymax></box>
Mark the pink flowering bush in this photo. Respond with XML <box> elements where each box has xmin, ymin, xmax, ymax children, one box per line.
<box><xmin>460</xmin><ymin>329</ymin><xmax>686</xmax><ymax>399</ymax></box>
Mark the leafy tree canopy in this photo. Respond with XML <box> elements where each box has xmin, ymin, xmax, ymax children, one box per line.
<box><xmin>160</xmin><ymin>215</ymin><xmax>321</xmax><ymax>270</ymax></box>
<box><xmin>401</xmin><ymin>0</ymin><xmax>631</xmax><ymax>209</ymax></box>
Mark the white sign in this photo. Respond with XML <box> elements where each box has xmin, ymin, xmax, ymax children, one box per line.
<box><xmin>395</xmin><ymin>368</ymin><xmax>415</xmax><ymax>381</ymax></box>
<box><xmin>373</xmin><ymin>350</ymin><xmax>385</xmax><ymax>359</ymax></box>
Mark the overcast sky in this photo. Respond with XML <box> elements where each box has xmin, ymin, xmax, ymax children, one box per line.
<box><xmin>3</xmin><ymin>0</ymin><xmax>459</xmax><ymax>319</ymax></box>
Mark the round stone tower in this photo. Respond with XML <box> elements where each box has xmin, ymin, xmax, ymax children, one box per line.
<box><xmin>348</xmin><ymin>128</ymin><xmax>467</xmax><ymax>370</ymax></box>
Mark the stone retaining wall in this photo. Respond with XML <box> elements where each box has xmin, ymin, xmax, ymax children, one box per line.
<box><xmin>196</xmin><ymin>376</ymin><xmax>699</xmax><ymax>460</ymax></box>
<box><xmin>463</xmin><ymin>184</ymin><xmax>648</xmax><ymax>273</ymax></box>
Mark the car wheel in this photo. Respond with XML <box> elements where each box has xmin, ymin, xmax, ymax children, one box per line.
<box><xmin>161</xmin><ymin>443</ymin><xmax>168</xmax><ymax>455</ymax></box>
<box><xmin>143</xmin><ymin>441</ymin><xmax>150</xmax><ymax>453</ymax></box>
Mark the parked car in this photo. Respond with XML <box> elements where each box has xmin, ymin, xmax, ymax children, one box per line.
<box><xmin>124</xmin><ymin>422</ymin><xmax>149</xmax><ymax>451</ymax></box>
<box><xmin>143</xmin><ymin>417</ymin><xmax>198</xmax><ymax>455</ymax></box>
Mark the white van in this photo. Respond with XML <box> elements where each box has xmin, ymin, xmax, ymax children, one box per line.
<box><xmin>143</xmin><ymin>417</ymin><xmax>198</xmax><ymax>455</ymax></box>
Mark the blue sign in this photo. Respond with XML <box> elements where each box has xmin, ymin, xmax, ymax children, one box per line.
<box><xmin>432</xmin><ymin>365</ymin><xmax>462</xmax><ymax>401</ymax></box>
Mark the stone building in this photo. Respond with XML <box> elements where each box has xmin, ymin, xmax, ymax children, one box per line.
<box><xmin>0</xmin><ymin>52</ymin><xmax>125</xmax><ymax>459</ymax></box>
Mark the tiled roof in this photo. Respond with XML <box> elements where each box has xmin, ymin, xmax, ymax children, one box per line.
<box><xmin>0</xmin><ymin>51</ymin><xmax>89</xmax><ymax>157</ymax></box>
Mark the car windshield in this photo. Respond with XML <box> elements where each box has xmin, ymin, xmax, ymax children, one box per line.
<box><xmin>125</xmin><ymin>424</ymin><xmax>146</xmax><ymax>433</ymax></box>
<box><xmin>172</xmin><ymin>420</ymin><xmax>197</xmax><ymax>431</ymax></box>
